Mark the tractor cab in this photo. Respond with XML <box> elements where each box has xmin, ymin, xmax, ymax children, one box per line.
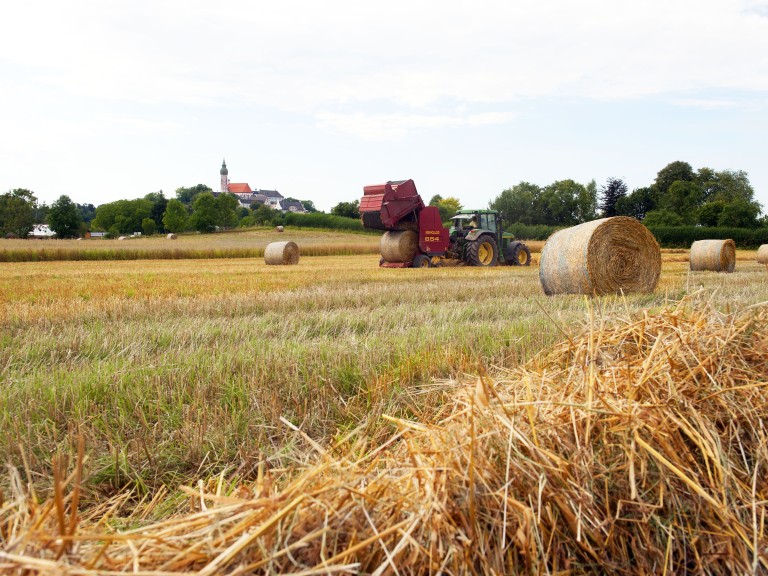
<box><xmin>450</xmin><ymin>210</ymin><xmax>501</xmax><ymax>239</ymax></box>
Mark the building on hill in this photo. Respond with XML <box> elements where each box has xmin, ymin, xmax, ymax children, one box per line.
<box><xmin>280</xmin><ymin>199</ymin><xmax>307</xmax><ymax>213</ymax></box>
<box><xmin>217</xmin><ymin>159</ymin><xmax>303</xmax><ymax>211</ymax></box>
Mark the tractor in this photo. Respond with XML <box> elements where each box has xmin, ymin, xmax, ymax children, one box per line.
<box><xmin>360</xmin><ymin>179</ymin><xmax>531</xmax><ymax>268</ymax></box>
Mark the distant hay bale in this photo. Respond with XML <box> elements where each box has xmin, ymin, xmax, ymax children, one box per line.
<box><xmin>380</xmin><ymin>230</ymin><xmax>419</xmax><ymax>263</ymax></box>
<box><xmin>167</xmin><ymin>233</ymin><xmax>177</xmax><ymax>240</ymax></box>
<box><xmin>117</xmin><ymin>236</ymin><xmax>126</xmax><ymax>241</ymax></box>
<box><xmin>757</xmin><ymin>244</ymin><xmax>768</xmax><ymax>265</ymax></box>
<box><xmin>689</xmin><ymin>239</ymin><xmax>736</xmax><ymax>273</ymax></box>
<box><xmin>539</xmin><ymin>216</ymin><xmax>661</xmax><ymax>296</ymax></box>
<box><xmin>264</xmin><ymin>241</ymin><xmax>300</xmax><ymax>265</ymax></box>
<box><xmin>275</xmin><ymin>225</ymin><xmax>284</xmax><ymax>233</ymax></box>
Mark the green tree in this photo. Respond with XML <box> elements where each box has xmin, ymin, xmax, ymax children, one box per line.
<box><xmin>654</xmin><ymin>161</ymin><xmax>695</xmax><ymax>196</ymax></box>
<box><xmin>141</xmin><ymin>218</ymin><xmax>157</xmax><ymax>236</ymax></box>
<box><xmin>145</xmin><ymin>191</ymin><xmax>168</xmax><ymax>233</ymax></box>
<box><xmin>175</xmin><ymin>184</ymin><xmax>213</xmax><ymax>205</ymax></box>
<box><xmin>599</xmin><ymin>177</ymin><xmax>627</xmax><ymax>217</ymax></box>
<box><xmin>490</xmin><ymin>182</ymin><xmax>540</xmax><ymax>225</ymax></box>
<box><xmin>162</xmin><ymin>199</ymin><xmax>189</xmax><ymax>233</ymax></box>
<box><xmin>331</xmin><ymin>200</ymin><xmax>360</xmax><ymax>219</ymax></box>
<box><xmin>77</xmin><ymin>203</ymin><xmax>96</xmax><ymax>224</ymax></box>
<box><xmin>251</xmin><ymin>204</ymin><xmax>277</xmax><ymax>226</ymax></box>
<box><xmin>660</xmin><ymin>180</ymin><xmax>702</xmax><ymax>224</ymax></box>
<box><xmin>616</xmin><ymin>187</ymin><xmax>656</xmax><ymax>221</ymax></box>
<box><xmin>216</xmin><ymin>193</ymin><xmax>240</xmax><ymax>229</ymax></box>
<box><xmin>0</xmin><ymin>188</ymin><xmax>37</xmax><ymax>237</ymax></box>
<box><xmin>190</xmin><ymin>192</ymin><xmax>218</xmax><ymax>233</ymax></box>
<box><xmin>436</xmin><ymin>197</ymin><xmax>462</xmax><ymax>222</ymax></box>
<box><xmin>537</xmin><ymin>180</ymin><xmax>586</xmax><ymax>226</ymax></box>
<box><xmin>698</xmin><ymin>201</ymin><xmax>726</xmax><ymax>227</ymax></box>
<box><xmin>577</xmin><ymin>180</ymin><xmax>598</xmax><ymax>223</ymax></box>
<box><xmin>642</xmin><ymin>209</ymin><xmax>684</xmax><ymax>227</ymax></box>
<box><xmin>717</xmin><ymin>199</ymin><xmax>760</xmax><ymax>228</ymax></box>
<box><xmin>91</xmin><ymin>199</ymin><xmax>152</xmax><ymax>234</ymax></box>
<box><xmin>300</xmin><ymin>200</ymin><xmax>319</xmax><ymax>213</ymax></box>
<box><xmin>48</xmin><ymin>195</ymin><xmax>82</xmax><ymax>238</ymax></box>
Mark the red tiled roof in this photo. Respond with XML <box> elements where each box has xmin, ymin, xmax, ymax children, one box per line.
<box><xmin>228</xmin><ymin>183</ymin><xmax>252</xmax><ymax>194</ymax></box>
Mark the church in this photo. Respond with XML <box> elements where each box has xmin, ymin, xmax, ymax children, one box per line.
<box><xmin>218</xmin><ymin>160</ymin><xmax>306</xmax><ymax>213</ymax></box>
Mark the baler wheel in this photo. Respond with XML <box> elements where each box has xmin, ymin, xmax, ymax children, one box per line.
<box><xmin>467</xmin><ymin>237</ymin><xmax>498</xmax><ymax>267</ymax></box>
<box><xmin>412</xmin><ymin>254</ymin><xmax>432</xmax><ymax>268</ymax></box>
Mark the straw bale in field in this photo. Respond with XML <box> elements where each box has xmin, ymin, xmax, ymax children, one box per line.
<box><xmin>689</xmin><ymin>239</ymin><xmax>735</xmax><ymax>272</ymax></box>
<box><xmin>4</xmin><ymin>300</ymin><xmax>767</xmax><ymax>574</ymax></box>
<box><xmin>166</xmin><ymin>233</ymin><xmax>177</xmax><ymax>240</ymax></box>
<box><xmin>117</xmin><ymin>236</ymin><xmax>126</xmax><ymax>241</ymax></box>
<box><xmin>757</xmin><ymin>244</ymin><xmax>768</xmax><ymax>264</ymax></box>
<box><xmin>275</xmin><ymin>225</ymin><xmax>284</xmax><ymax>232</ymax></box>
<box><xmin>539</xmin><ymin>216</ymin><xmax>661</xmax><ymax>296</ymax></box>
<box><xmin>264</xmin><ymin>240</ymin><xmax>300</xmax><ymax>265</ymax></box>
<box><xmin>380</xmin><ymin>230</ymin><xmax>418</xmax><ymax>263</ymax></box>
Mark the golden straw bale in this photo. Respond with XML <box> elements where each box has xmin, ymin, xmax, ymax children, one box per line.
<box><xmin>689</xmin><ymin>239</ymin><xmax>736</xmax><ymax>272</ymax></box>
<box><xmin>539</xmin><ymin>216</ymin><xmax>661</xmax><ymax>296</ymax></box>
<box><xmin>275</xmin><ymin>225</ymin><xmax>284</xmax><ymax>233</ymax></box>
<box><xmin>166</xmin><ymin>233</ymin><xmax>177</xmax><ymax>240</ymax></box>
<box><xmin>380</xmin><ymin>230</ymin><xmax>418</xmax><ymax>263</ymax></box>
<box><xmin>264</xmin><ymin>241</ymin><xmax>300</xmax><ymax>265</ymax></box>
<box><xmin>757</xmin><ymin>244</ymin><xmax>768</xmax><ymax>265</ymax></box>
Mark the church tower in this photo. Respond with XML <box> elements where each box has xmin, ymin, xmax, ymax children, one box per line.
<box><xmin>220</xmin><ymin>159</ymin><xmax>229</xmax><ymax>193</ymax></box>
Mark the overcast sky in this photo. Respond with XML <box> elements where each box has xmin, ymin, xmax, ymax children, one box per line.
<box><xmin>1</xmin><ymin>0</ymin><xmax>767</xmax><ymax>212</ymax></box>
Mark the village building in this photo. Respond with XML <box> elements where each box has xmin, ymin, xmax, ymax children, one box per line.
<box><xmin>218</xmin><ymin>160</ymin><xmax>307</xmax><ymax>213</ymax></box>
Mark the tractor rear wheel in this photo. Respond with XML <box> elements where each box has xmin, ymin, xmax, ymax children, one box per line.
<box><xmin>511</xmin><ymin>243</ymin><xmax>531</xmax><ymax>266</ymax></box>
<box><xmin>467</xmin><ymin>237</ymin><xmax>498</xmax><ymax>266</ymax></box>
<box><xmin>412</xmin><ymin>254</ymin><xmax>432</xmax><ymax>268</ymax></box>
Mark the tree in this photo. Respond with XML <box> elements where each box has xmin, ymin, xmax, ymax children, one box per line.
<box><xmin>141</xmin><ymin>218</ymin><xmax>157</xmax><ymax>236</ymax></box>
<box><xmin>577</xmin><ymin>180</ymin><xmax>598</xmax><ymax>223</ymax></box>
<box><xmin>145</xmin><ymin>191</ymin><xmax>168</xmax><ymax>233</ymax></box>
<box><xmin>91</xmin><ymin>199</ymin><xmax>153</xmax><ymax>234</ymax></box>
<box><xmin>642</xmin><ymin>209</ymin><xmax>684</xmax><ymax>227</ymax></box>
<box><xmin>717</xmin><ymin>199</ymin><xmax>760</xmax><ymax>228</ymax></box>
<box><xmin>48</xmin><ymin>195</ymin><xmax>82</xmax><ymax>238</ymax></box>
<box><xmin>697</xmin><ymin>201</ymin><xmax>726</xmax><ymax>227</ymax></box>
<box><xmin>599</xmin><ymin>177</ymin><xmax>628</xmax><ymax>217</ymax></box>
<box><xmin>189</xmin><ymin>192</ymin><xmax>218</xmax><ymax>232</ymax></box>
<box><xmin>435</xmin><ymin>197</ymin><xmax>462</xmax><ymax>222</ymax></box>
<box><xmin>616</xmin><ymin>187</ymin><xmax>655</xmax><ymax>221</ymax></box>
<box><xmin>536</xmin><ymin>180</ymin><xmax>587</xmax><ymax>226</ymax></box>
<box><xmin>216</xmin><ymin>193</ymin><xmax>240</xmax><ymax>229</ymax></box>
<box><xmin>162</xmin><ymin>199</ymin><xmax>188</xmax><ymax>233</ymax></box>
<box><xmin>490</xmin><ymin>182</ymin><xmax>540</xmax><ymax>225</ymax></box>
<box><xmin>251</xmin><ymin>204</ymin><xmax>278</xmax><ymax>226</ymax></box>
<box><xmin>654</xmin><ymin>161</ymin><xmax>695</xmax><ymax>196</ymax></box>
<box><xmin>660</xmin><ymin>180</ymin><xmax>702</xmax><ymax>225</ymax></box>
<box><xmin>77</xmin><ymin>203</ymin><xmax>96</xmax><ymax>224</ymax></box>
<box><xmin>331</xmin><ymin>200</ymin><xmax>360</xmax><ymax>219</ymax></box>
<box><xmin>175</xmin><ymin>184</ymin><xmax>213</xmax><ymax>205</ymax></box>
<box><xmin>0</xmin><ymin>188</ymin><xmax>37</xmax><ymax>237</ymax></box>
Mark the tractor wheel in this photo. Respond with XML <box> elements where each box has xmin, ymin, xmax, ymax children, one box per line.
<box><xmin>467</xmin><ymin>237</ymin><xmax>498</xmax><ymax>267</ymax></box>
<box><xmin>411</xmin><ymin>254</ymin><xmax>432</xmax><ymax>268</ymax></box>
<box><xmin>511</xmin><ymin>243</ymin><xmax>531</xmax><ymax>266</ymax></box>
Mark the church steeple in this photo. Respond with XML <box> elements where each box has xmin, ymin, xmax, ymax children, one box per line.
<box><xmin>220</xmin><ymin>159</ymin><xmax>229</xmax><ymax>192</ymax></box>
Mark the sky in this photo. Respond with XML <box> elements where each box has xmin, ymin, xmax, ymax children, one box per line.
<box><xmin>1</xmin><ymin>0</ymin><xmax>767</xmax><ymax>213</ymax></box>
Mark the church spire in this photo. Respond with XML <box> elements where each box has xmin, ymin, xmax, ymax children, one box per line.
<box><xmin>220</xmin><ymin>159</ymin><xmax>229</xmax><ymax>192</ymax></box>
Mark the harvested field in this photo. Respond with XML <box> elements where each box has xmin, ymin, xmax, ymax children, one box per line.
<box><xmin>2</xmin><ymin>241</ymin><xmax>768</xmax><ymax>574</ymax></box>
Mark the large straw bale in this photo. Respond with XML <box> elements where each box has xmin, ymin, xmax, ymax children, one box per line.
<box><xmin>380</xmin><ymin>229</ymin><xmax>418</xmax><ymax>263</ymax></box>
<box><xmin>757</xmin><ymin>244</ymin><xmax>768</xmax><ymax>264</ymax></box>
<box><xmin>4</xmin><ymin>300</ymin><xmax>767</xmax><ymax>574</ymax></box>
<box><xmin>166</xmin><ymin>233</ymin><xmax>177</xmax><ymax>240</ymax></box>
<box><xmin>264</xmin><ymin>241</ymin><xmax>300</xmax><ymax>265</ymax></box>
<box><xmin>539</xmin><ymin>216</ymin><xmax>661</xmax><ymax>295</ymax></box>
<box><xmin>689</xmin><ymin>239</ymin><xmax>735</xmax><ymax>272</ymax></box>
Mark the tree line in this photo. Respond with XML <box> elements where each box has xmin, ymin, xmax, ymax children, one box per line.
<box><xmin>491</xmin><ymin>161</ymin><xmax>763</xmax><ymax>229</ymax></box>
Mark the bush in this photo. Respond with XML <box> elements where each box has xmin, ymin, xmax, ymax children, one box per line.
<box><xmin>505</xmin><ymin>223</ymin><xmax>561</xmax><ymax>240</ymax></box>
<box><xmin>283</xmin><ymin>212</ymin><xmax>365</xmax><ymax>232</ymax></box>
<box><xmin>646</xmin><ymin>225</ymin><xmax>768</xmax><ymax>248</ymax></box>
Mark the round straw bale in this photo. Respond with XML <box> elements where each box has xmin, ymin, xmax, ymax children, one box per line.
<box><xmin>264</xmin><ymin>241</ymin><xmax>300</xmax><ymax>265</ymax></box>
<box><xmin>275</xmin><ymin>225</ymin><xmax>284</xmax><ymax>233</ymax></box>
<box><xmin>689</xmin><ymin>239</ymin><xmax>735</xmax><ymax>272</ymax></box>
<box><xmin>757</xmin><ymin>244</ymin><xmax>768</xmax><ymax>265</ymax></box>
<box><xmin>380</xmin><ymin>230</ymin><xmax>419</xmax><ymax>263</ymax></box>
<box><xmin>539</xmin><ymin>216</ymin><xmax>661</xmax><ymax>296</ymax></box>
<box><xmin>117</xmin><ymin>236</ymin><xmax>126</xmax><ymax>241</ymax></box>
<box><xmin>166</xmin><ymin>233</ymin><xmax>177</xmax><ymax>240</ymax></box>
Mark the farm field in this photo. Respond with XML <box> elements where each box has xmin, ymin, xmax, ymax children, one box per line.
<box><xmin>1</xmin><ymin>236</ymin><xmax>767</xmax><ymax>573</ymax></box>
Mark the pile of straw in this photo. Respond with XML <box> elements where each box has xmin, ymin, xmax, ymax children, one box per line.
<box><xmin>689</xmin><ymin>239</ymin><xmax>736</xmax><ymax>273</ymax></box>
<box><xmin>539</xmin><ymin>217</ymin><xmax>661</xmax><ymax>296</ymax></box>
<box><xmin>264</xmin><ymin>241</ymin><xmax>300</xmax><ymax>265</ymax></box>
<box><xmin>757</xmin><ymin>244</ymin><xmax>768</xmax><ymax>265</ymax></box>
<box><xmin>2</xmin><ymin>299</ymin><xmax>767</xmax><ymax>574</ymax></box>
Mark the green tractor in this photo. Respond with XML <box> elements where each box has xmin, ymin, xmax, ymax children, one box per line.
<box><xmin>448</xmin><ymin>209</ymin><xmax>531</xmax><ymax>267</ymax></box>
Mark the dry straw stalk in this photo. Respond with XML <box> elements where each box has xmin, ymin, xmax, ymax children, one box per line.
<box><xmin>264</xmin><ymin>241</ymin><xmax>300</xmax><ymax>265</ymax></box>
<box><xmin>539</xmin><ymin>216</ymin><xmax>661</xmax><ymax>296</ymax></box>
<box><xmin>2</xmin><ymin>297</ymin><xmax>767</xmax><ymax>574</ymax></box>
<box><xmin>689</xmin><ymin>239</ymin><xmax>736</xmax><ymax>272</ymax></box>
